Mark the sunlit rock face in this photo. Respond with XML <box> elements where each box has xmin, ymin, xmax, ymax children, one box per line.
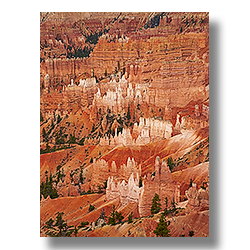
<box><xmin>138</xmin><ymin>157</ymin><xmax>180</xmax><ymax>217</ymax></box>
<box><xmin>40</xmin><ymin>12</ymin><xmax>209</xmax><ymax>237</ymax></box>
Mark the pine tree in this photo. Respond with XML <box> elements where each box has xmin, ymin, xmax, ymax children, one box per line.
<box><xmin>128</xmin><ymin>212</ymin><xmax>133</xmax><ymax>224</ymax></box>
<box><xmin>139</xmin><ymin>176</ymin><xmax>143</xmax><ymax>188</ymax></box>
<box><xmin>79</xmin><ymin>169</ymin><xmax>83</xmax><ymax>184</ymax></box>
<box><xmin>165</xmin><ymin>197</ymin><xmax>168</xmax><ymax>209</ymax></box>
<box><xmin>151</xmin><ymin>193</ymin><xmax>161</xmax><ymax>215</ymax></box>
<box><xmin>115</xmin><ymin>211</ymin><xmax>124</xmax><ymax>223</ymax></box>
<box><xmin>44</xmin><ymin>212</ymin><xmax>74</xmax><ymax>237</ymax></box>
<box><xmin>164</xmin><ymin>197</ymin><xmax>169</xmax><ymax>215</ymax></box>
<box><xmin>108</xmin><ymin>205</ymin><xmax>117</xmax><ymax>225</ymax></box>
<box><xmin>51</xmin><ymin>120</ymin><xmax>55</xmax><ymax>130</ymax></box>
<box><xmin>57</xmin><ymin>114</ymin><xmax>61</xmax><ymax>124</ymax></box>
<box><xmin>154</xmin><ymin>214</ymin><xmax>171</xmax><ymax>237</ymax></box>
<box><xmin>40</xmin><ymin>112</ymin><xmax>44</xmax><ymax>122</ymax></box>
<box><xmin>40</xmin><ymin>173</ymin><xmax>58</xmax><ymax>199</ymax></box>
<box><xmin>42</xmin><ymin>127</ymin><xmax>48</xmax><ymax>142</ymax></box>
<box><xmin>189</xmin><ymin>178</ymin><xmax>193</xmax><ymax>187</ymax></box>
<box><xmin>167</xmin><ymin>157</ymin><xmax>173</xmax><ymax>172</ymax></box>
<box><xmin>127</xmin><ymin>105</ymin><xmax>131</xmax><ymax>121</ymax></box>
<box><xmin>54</xmin><ymin>212</ymin><xmax>66</xmax><ymax>236</ymax></box>
<box><xmin>56</xmin><ymin>170</ymin><xmax>61</xmax><ymax>184</ymax></box>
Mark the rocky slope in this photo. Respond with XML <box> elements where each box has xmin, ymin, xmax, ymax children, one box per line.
<box><xmin>40</xmin><ymin>12</ymin><xmax>209</xmax><ymax>237</ymax></box>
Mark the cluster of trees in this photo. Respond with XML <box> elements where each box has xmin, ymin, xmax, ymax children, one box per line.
<box><xmin>107</xmin><ymin>205</ymin><xmax>124</xmax><ymax>225</ymax></box>
<box><xmin>85</xmin><ymin>31</ymin><xmax>102</xmax><ymax>45</ymax></box>
<box><xmin>144</xmin><ymin>13</ymin><xmax>165</xmax><ymax>29</ymax></box>
<box><xmin>154</xmin><ymin>214</ymin><xmax>171</xmax><ymax>237</ymax></box>
<box><xmin>43</xmin><ymin>192</ymin><xmax>187</xmax><ymax>237</ymax></box>
<box><xmin>41</xmin><ymin>121</ymin><xmax>88</xmax><ymax>154</ymax></box>
<box><xmin>43</xmin><ymin>212</ymin><xmax>89</xmax><ymax>237</ymax></box>
<box><xmin>55</xmin><ymin>169</ymin><xmax>65</xmax><ymax>185</ymax></box>
<box><xmin>40</xmin><ymin>143</ymin><xmax>73</xmax><ymax>154</ymax></box>
<box><xmin>92</xmin><ymin>206</ymin><xmax>132</xmax><ymax>228</ymax></box>
<box><xmin>80</xmin><ymin>180</ymin><xmax>107</xmax><ymax>196</ymax></box>
<box><xmin>67</xmin><ymin>46</ymin><xmax>93</xmax><ymax>59</ymax></box>
<box><xmin>104</xmin><ymin>107</ymin><xmax>134</xmax><ymax>137</ymax></box>
<box><xmin>43</xmin><ymin>207</ymin><xmax>139</xmax><ymax>237</ymax></box>
<box><xmin>41</xmin><ymin>115</ymin><xmax>62</xmax><ymax>143</ymax></box>
<box><xmin>150</xmin><ymin>192</ymin><xmax>185</xmax><ymax>237</ymax></box>
<box><xmin>40</xmin><ymin>174</ymin><xmax>59</xmax><ymax>200</ymax></box>
<box><xmin>151</xmin><ymin>193</ymin><xmax>182</xmax><ymax>217</ymax></box>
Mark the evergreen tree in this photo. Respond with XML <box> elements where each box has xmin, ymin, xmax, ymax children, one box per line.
<box><xmin>128</xmin><ymin>212</ymin><xmax>133</xmax><ymax>224</ymax></box>
<box><xmin>167</xmin><ymin>157</ymin><xmax>173</xmax><ymax>172</ymax></box>
<box><xmin>78</xmin><ymin>137</ymin><xmax>85</xmax><ymax>145</ymax></box>
<box><xmin>56</xmin><ymin>170</ymin><xmax>62</xmax><ymax>184</ymax></box>
<box><xmin>115</xmin><ymin>211</ymin><xmax>124</xmax><ymax>223</ymax></box>
<box><xmin>91</xmin><ymin>124</ymin><xmax>95</xmax><ymax>133</ymax></box>
<box><xmin>99</xmin><ymin>209</ymin><xmax>107</xmax><ymax>221</ymax></box>
<box><xmin>40</xmin><ymin>173</ymin><xmax>59</xmax><ymax>199</ymax></box>
<box><xmin>44</xmin><ymin>212</ymin><xmax>74</xmax><ymax>237</ymax></box>
<box><xmin>51</xmin><ymin>120</ymin><xmax>55</xmax><ymax>130</ymax></box>
<box><xmin>42</xmin><ymin>127</ymin><xmax>48</xmax><ymax>142</ymax></box>
<box><xmin>189</xmin><ymin>178</ymin><xmax>193</xmax><ymax>187</ymax></box>
<box><xmin>127</xmin><ymin>105</ymin><xmax>131</xmax><ymax>121</ymax></box>
<box><xmin>189</xmin><ymin>230</ymin><xmax>194</xmax><ymax>237</ymax></box>
<box><xmin>89</xmin><ymin>204</ymin><xmax>95</xmax><ymax>212</ymax></box>
<box><xmin>165</xmin><ymin>197</ymin><xmax>168</xmax><ymax>209</ymax></box>
<box><xmin>45</xmin><ymin>218</ymin><xmax>54</xmax><ymax>229</ymax></box>
<box><xmin>139</xmin><ymin>176</ymin><xmax>143</xmax><ymax>188</ymax></box>
<box><xmin>154</xmin><ymin>214</ymin><xmax>171</xmax><ymax>237</ymax></box>
<box><xmin>79</xmin><ymin>169</ymin><xmax>83</xmax><ymax>184</ymax></box>
<box><xmin>56</xmin><ymin>114</ymin><xmax>62</xmax><ymax>124</ymax></box>
<box><xmin>103</xmin><ymin>180</ymin><xmax>107</xmax><ymax>189</ymax></box>
<box><xmin>164</xmin><ymin>197</ymin><xmax>169</xmax><ymax>215</ymax></box>
<box><xmin>108</xmin><ymin>205</ymin><xmax>117</xmax><ymax>225</ymax></box>
<box><xmin>151</xmin><ymin>193</ymin><xmax>161</xmax><ymax>215</ymax></box>
<box><xmin>54</xmin><ymin>212</ymin><xmax>66</xmax><ymax>236</ymax></box>
<box><xmin>68</xmin><ymin>133</ymin><xmax>76</xmax><ymax>145</ymax></box>
<box><xmin>40</xmin><ymin>112</ymin><xmax>44</xmax><ymax>122</ymax></box>
<box><xmin>45</xmin><ymin>143</ymin><xmax>51</xmax><ymax>153</ymax></box>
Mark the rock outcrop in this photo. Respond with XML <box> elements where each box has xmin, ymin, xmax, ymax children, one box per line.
<box><xmin>106</xmin><ymin>157</ymin><xmax>180</xmax><ymax>216</ymax></box>
<box><xmin>88</xmin><ymin>157</ymin><xmax>141</xmax><ymax>192</ymax></box>
<box><xmin>40</xmin><ymin>12</ymin><xmax>209</xmax><ymax>237</ymax></box>
<box><xmin>138</xmin><ymin>156</ymin><xmax>180</xmax><ymax>217</ymax></box>
<box><xmin>185</xmin><ymin>182</ymin><xmax>209</xmax><ymax>213</ymax></box>
<box><xmin>134</xmin><ymin>117</ymin><xmax>173</xmax><ymax>143</ymax></box>
<box><xmin>106</xmin><ymin>173</ymin><xmax>141</xmax><ymax>205</ymax></box>
<box><xmin>100</xmin><ymin>116</ymin><xmax>173</xmax><ymax>147</ymax></box>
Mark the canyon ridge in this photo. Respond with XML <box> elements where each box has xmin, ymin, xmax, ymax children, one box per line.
<box><xmin>40</xmin><ymin>12</ymin><xmax>209</xmax><ymax>237</ymax></box>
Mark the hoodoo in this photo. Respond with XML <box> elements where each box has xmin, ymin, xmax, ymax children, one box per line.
<box><xmin>40</xmin><ymin>12</ymin><xmax>209</xmax><ymax>237</ymax></box>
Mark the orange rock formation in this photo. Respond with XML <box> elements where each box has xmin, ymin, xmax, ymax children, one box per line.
<box><xmin>40</xmin><ymin>12</ymin><xmax>209</xmax><ymax>237</ymax></box>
